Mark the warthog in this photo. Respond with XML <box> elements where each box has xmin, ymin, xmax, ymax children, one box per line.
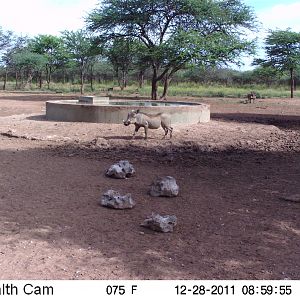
<box><xmin>123</xmin><ymin>109</ymin><xmax>173</xmax><ymax>140</ymax></box>
<box><xmin>246</xmin><ymin>91</ymin><xmax>256</xmax><ymax>104</ymax></box>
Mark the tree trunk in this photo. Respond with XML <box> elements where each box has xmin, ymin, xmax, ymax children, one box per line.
<box><xmin>15</xmin><ymin>71</ymin><xmax>18</xmax><ymax>89</ymax></box>
<box><xmin>47</xmin><ymin>65</ymin><xmax>53</xmax><ymax>89</ymax></box>
<box><xmin>39</xmin><ymin>72</ymin><xmax>43</xmax><ymax>89</ymax></box>
<box><xmin>2</xmin><ymin>68</ymin><xmax>8</xmax><ymax>90</ymax></box>
<box><xmin>121</xmin><ymin>70</ymin><xmax>127</xmax><ymax>90</ymax></box>
<box><xmin>90</xmin><ymin>65</ymin><xmax>94</xmax><ymax>92</ymax></box>
<box><xmin>151</xmin><ymin>66</ymin><xmax>158</xmax><ymax>100</ymax></box>
<box><xmin>21</xmin><ymin>71</ymin><xmax>24</xmax><ymax>88</ymax></box>
<box><xmin>138</xmin><ymin>70</ymin><xmax>144</xmax><ymax>88</ymax></box>
<box><xmin>24</xmin><ymin>69</ymin><xmax>33</xmax><ymax>89</ymax></box>
<box><xmin>62</xmin><ymin>67</ymin><xmax>66</xmax><ymax>84</ymax></box>
<box><xmin>46</xmin><ymin>65</ymin><xmax>50</xmax><ymax>89</ymax></box>
<box><xmin>290</xmin><ymin>68</ymin><xmax>294</xmax><ymax>98</ymax></box>
<box><xmin>160</xmin><ymin>75</ymin><xmax>172</xmax><ymax>100</ymax></box>
<box><xmin>80</xmin><ymin>66</ymin><xmax>84</xmax><ymax>95</ymax></box>
<box><xmin>90</xmin><ymin>75</ymin><xmax>94</xmax><ymax>92</ymax></box>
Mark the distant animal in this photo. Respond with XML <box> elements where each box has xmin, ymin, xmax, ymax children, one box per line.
<box><xmin>123</xmin><ymin>109</ymin><xmax>173</xmax><ymax>140</ymax></box>
<box><xmin>246</xmin><ymin>91</ymin><xmax>256</xmax><ymax>104</ymax></box>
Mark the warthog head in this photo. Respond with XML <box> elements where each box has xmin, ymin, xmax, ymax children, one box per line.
<box><xmin>123</xmin><ymin>109</ymin><xmax>139</xmax><ymax>126</ymax></box>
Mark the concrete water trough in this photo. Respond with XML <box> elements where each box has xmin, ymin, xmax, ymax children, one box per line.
<box><xmin>46</xmin><ymin>96</ymin><xmax>210</xmax><ymax>124</ymax></box>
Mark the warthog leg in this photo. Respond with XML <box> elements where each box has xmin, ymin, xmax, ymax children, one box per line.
<box><xmin>169</xmin><ymin>127</ymin><xmax>173</xmax><ymax>138</ymax></box>
<box><xmin>144</xmin><ymin>125</ymin><xmax>149</xmax><ymax>140</ymax></box>
<box><xmin>132</xmin><ymin>124</ymin><xmax>140</xmax><ymax>139</ymax></box>
<box><xmin>162</xmin><ymin>125</ymin><xmax>173</xmax><ymax>139</ymax></box>
<box><xmin>164</xmin><ymin>128</ymin><xmax>168</xmax><ymax>138</ymax></box>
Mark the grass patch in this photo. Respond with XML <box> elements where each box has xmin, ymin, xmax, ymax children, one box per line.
<box><xmin>2</xmin><ymin>81</ymin><xmax>300</xmax><ymax>99</ymax></box>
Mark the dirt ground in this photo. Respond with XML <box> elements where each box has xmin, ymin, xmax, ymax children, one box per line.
<box><xmin>0</xmin><ymin>92</ymin><xmax>299</xmax><ymax>280</ymax></box>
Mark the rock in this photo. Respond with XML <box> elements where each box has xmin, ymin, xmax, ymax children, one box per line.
<box><xmin>280</xmin><ymin>194</ymin><xmax>300</xmax><ymax>203</ymax></box>
<box><xmin>100</xmin><ymin>190</ymin><xmax>135</xmax><ymax>209</ymax></box>
<box><xmin>106</xmin><ymin>160</ymin><xmax>135</xmax><ymax>179</ymax></box>
<box><xmin>149</xmin><ymin>176</ymin><xmax>179</xmax><ymax>197</ymax></box>
<box><xmin>91</xmin><ymin>137</ymin><xmax>110</xmax><ymax>148</ymax></box>
<box><xmin>141</xmin><ymin>213</ymin><xmax>177</xmax><ymax>233</ymax></box>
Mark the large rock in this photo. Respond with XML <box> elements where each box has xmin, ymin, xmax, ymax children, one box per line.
<box><xmin>100</xmin><ymin>190</ymin><xmax>135</xmax><ymax>209</ymax></box>
<box><xmin>106</xmin><ymin>160</ymin><xmax>135</xmax><ymax>179</ymax></box>
<box><xmin>141</xmin><ymin>213</ymin><xmax>177</xmax><ymax>233</ymax></box>
<box><xmin>149</xmin><ymin>176</ymin><xmax>179</xmax><ymax>197</ymax></box>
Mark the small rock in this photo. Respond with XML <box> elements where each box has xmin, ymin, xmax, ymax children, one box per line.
<box><xmin>280</xmin><ymin>194</ymin><xmax>300</xmax><ymax>203</ymax></box>
<box><xmin>100</xmin><ymin>190</ymin><xmax>135</xmax><ymax>209</ymax></box>
<box><xmin>92</xmin><ymin>137</ymin><xmax>110</xmax><ymax>148</ymax></box>
<box><xmin>149</xmin><ymin>176</ymin><xmax>179</xmax><ymax>197</ymax></box>
<box><xmin>106</xmin><ymin>160</ymin><xmax>135</xmax><ymax>179</ymax></box>
<box><xmin>141</xmin><ymin>213</ymin><xmax>177</xmax><ymax>233</ymax></box>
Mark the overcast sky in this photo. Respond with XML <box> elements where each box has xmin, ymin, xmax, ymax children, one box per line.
<box><xmin>0</xmin><ymin>0</ymin><xmax>299</xmax><ymax>69</ymax></box>
<box><xmin>1</xmin><ymin>0</ymin><xmax>299</xmax><ymax>36</ymax></box>
<box><xmin>0</xmin><ymin>0</ymin><xmax>99</xmax><ymax>36</ymax></box>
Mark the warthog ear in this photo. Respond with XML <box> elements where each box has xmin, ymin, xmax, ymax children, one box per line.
<box><xmin>136</xmin><ymin>109</ymin><xmax>140</xmax><ymax>113</ymax></box>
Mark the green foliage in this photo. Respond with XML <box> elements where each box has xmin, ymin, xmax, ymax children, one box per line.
<box><xmin>251</xmin><ymin>66</ymin><xmax>280</xmax><ymax>86</ymax></box>
<box><xmin>265</xmin><ymin>29</ymin><xmax>300</xmax><ymax>71</ymax></box>
<box><xmin>254</xmin><ymin>29</ymin><xmax>300</xmax><ymax>98</ymax></box>
<box><xmin>12</xmin><ymin>50</ymin><xmax>46</xmax><ymax>69</ymax></box>
<box><xmin>30</xmin><ymin>35</ymin><xmax>63</xmax><ymax>59</ymax></box>
<box><xmin>29</xmin><ymin>34</ymin><xmax>68</xmax><ymax>87</ymax></box>
<box><xmin>86</xmin><ymin>0</ymin><xmax>258</xmax><ymax>99</ymax></box>
<box><xmin>254</xmin><ymin>29</ymin><xmax>300</xmax><ymax>72</ymax></box>
<box><xmin>10</xmin><ymin>49</ymin><xmax>47</xmax><ymax>88</ymax></box>
<box><xmin>61</xmin><ymin>30</ymin><xmax>102</xmax><ymax>93</ymax></box>
<box><xmin>0</xmin><ymin>27</ymin><xmax>13</xmax><ymax>50</ymax></box>
<box><xmin>107</xmin><ymin>38</ymin><xmax>136</xmax><ymax>72</ymax></box>
<box><xmin>106</xmin><ymin>38</ymin><xmax>142</xmax><ymax>88</ymax></box>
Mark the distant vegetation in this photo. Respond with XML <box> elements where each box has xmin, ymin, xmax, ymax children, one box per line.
<box><xmin>1</xmin><ymin>0</ymin><xmax>300</xmax><ymax>99</ymax></box>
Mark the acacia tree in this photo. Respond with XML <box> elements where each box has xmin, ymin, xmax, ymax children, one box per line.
<box><xmin>0</xmin><ymin>28</ymin><xmax>14</xmax><ymax>89</ymax></box>
<box><xmin>251</xmin><ymin>66</ymin><xmax>280</xmax><ymax>87</ymax></box>
<box><xmin>1</xmin><ymin>36</ymin><xmax>29</xmax><ymax>90</ymax></box>
<box><xmin>0</xmin><ymin>27</ymin><xmax>12</xmax><ymax>51</ymax></box>
<box><xmin>106</xmin><ymin>38</ymin><xmax>139</xmax><ymax>89</ymax></box>
<box><xmin>254</xmin><ymin>29</ymin><xmax>300</xmax><ymax>98</ymax></box>
<box><xmin>62</xmin><ymin>30</ymin><xmax>101</xmax><ymax>94</ymax></box>
<box><xmin>30</xmin><ymin>35</ymin><xmax>66</xmax><ymax>89</ymax></box>
<box><xmin>11</xmin><ymin>50</ymin><xmax>47</xmax><ymax>88</ymax></box>
<box><xmin>87</xmin><ymin>0</ymin><xmax>257</xmax><ymax>99</ymax></box>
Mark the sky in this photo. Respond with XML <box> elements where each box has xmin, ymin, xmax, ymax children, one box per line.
<box><xmin>0</xmin><ymin>0</ymin><xmax>99</xmax><ymax>36</ymax></box>
<box><xmin>0</xmin><ymin>0</ymin><xmax>300</xmax><ymax>69</ymax></box>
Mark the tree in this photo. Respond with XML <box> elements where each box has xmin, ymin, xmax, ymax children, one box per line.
<box><xmin>251</xmin><ymin>66</ymin><xmax>280</xmax><ymax>87</ymax></box>
<box><xmin>0</xmin><ymin>27</ymin><xmax>14</xmax><ymax>90</ymax></box>
<box><xmin>30</xmin><ymin>35</ymin><xmax>66</xmax><ymax>89</ymax></box>
<box><xmin>11</xmin><ymin>50</ymin><xmax>47</xmax><ymax>88</ymax></box>
<box><xmin>106</xmin><ymin>38</ymin><xmax>138</xmax><ymax>89</ymax></box>
<box><xmin>62</xmin><ymin>30</ymin><xmax>101</xmax><ymax>94</ymax></box>
<box><xmin>0</xmin><ymin>27</ymin><xmax>13</xmax><ymax>51</ymax></box>
<box><xmin>1</xmin><ymin>35</ymin><xmax>29</xmax><ymax>90</ymax></box>
<box><xmin>86</xmin><ymin>0</ymin><xmax>257</xmax><ymax>99</ymax></box>
<box><xmin>254</xmin><ymin>29</ymin><xmax>300</xmax><ymax>98</ymax></box>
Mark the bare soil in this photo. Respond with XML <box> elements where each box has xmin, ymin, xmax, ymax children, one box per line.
<box><xmin>0</xmin><ymin>92</ymin><xmax>299</xmax><ymax>280</ymax></box>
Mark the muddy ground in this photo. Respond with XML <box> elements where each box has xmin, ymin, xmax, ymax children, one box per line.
<box><xmin>0</xmin><ymin>92</ymin><xmax>299</xmax><ymax>280</ymax></box>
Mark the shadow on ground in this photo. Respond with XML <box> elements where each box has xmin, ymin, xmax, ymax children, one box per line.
<box><xmin>0</xmin><ymin>140</ymin><xmax>299</xmax><ymax>279</ymax></box>
<box><xmin>212</xmin><ymin>113</ymin><xmax>300</xmax><ymax>129</ymax></box>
